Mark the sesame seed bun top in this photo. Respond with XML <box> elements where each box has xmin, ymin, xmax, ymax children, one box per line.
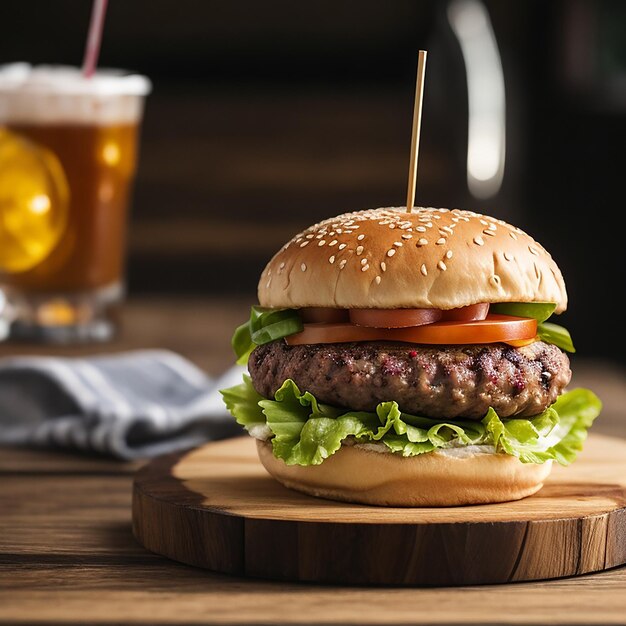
<box><xmin>258</xmin><ymin>207</ymin><xmax>567</xmax><ymax>313</ymax></box>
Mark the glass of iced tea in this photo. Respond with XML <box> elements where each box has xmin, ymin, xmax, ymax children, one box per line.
<box><xmin>0</xmin><ymin>64</ymin><xmax>150</xmax><ymax>342</ymax></box>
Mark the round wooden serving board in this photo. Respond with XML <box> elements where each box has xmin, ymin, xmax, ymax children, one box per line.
<box><xmin>132</xmin><ymin>433</ymin><xmax>626</xmax><ymax>586</ymax></box>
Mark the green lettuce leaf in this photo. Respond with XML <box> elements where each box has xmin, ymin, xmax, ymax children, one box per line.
<box><xmin>232</xmin><ymin>307</ymin><xmax>303</xmax><ymax>365</ymax></box>
<box><xmin>537</xmin><ymin>321</ymin><xmax>576</xmax><ymax>353</ymax></box>
<box><xmin>484</xmin><ymin>388</ymin><xmax>600</xmax><ymax>463</ymax></box>
<box><xmin>220</xmin><ymin>374</ymin><xmax>266</xmax><ymax>429</ymax></box>
<box><xmin>220</xmin><ymin>377</ymin><xmax>601</xmax><ymax>467</ymax></box>
<box><xmin>490</xmin><ymin>302</ymin><xmax>557</xmax><ymax>323</ymax></box>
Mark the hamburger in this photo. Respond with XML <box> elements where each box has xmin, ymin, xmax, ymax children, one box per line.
<box><xmin>221</xmin><ymin>207</ymin><xmax>601</xmax><ymax>506</ymax></box>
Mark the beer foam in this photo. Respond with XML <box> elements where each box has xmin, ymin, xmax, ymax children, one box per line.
<box><xmin>0</xmin><ymin>64</ymin><xmax>151</xmax><ymax>125</ymax></box>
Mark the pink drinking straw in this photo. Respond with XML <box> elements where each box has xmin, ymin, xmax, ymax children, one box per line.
<box><xmin>82</xmin><ymin>0</ymin><xmax>109</xmax><ymax>78</ymax></box>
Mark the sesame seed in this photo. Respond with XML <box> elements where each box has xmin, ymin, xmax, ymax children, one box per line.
<box><xmin>509</xmin><ymin>232</ymin><xmax>517</xmax><ymax>240</ymax></box>
<box><xmin>301</xmin><ymin>263</ymin><xmax>307</xmax><ymax>272</ymax></box>
<box><xmin>490</xmin><ymin>274</ymin><xmax>501</xmax><ymax>286</ymax></box>
<box><xmin>394</xmin><ymin>241</ymin><xmax>403</xmax><ymax>247</ymax></box>
<box><xmin>387</xmin><ymin>249</ymin><xmax>396</xmax><ymax>257</ymax></box>
<box><xmin>417</xmin><ymin>238</ymin><xmax>428</xmax><ymax>246</ymax></box>
<box><xmin>300</xmin><ymin>241</ymin><xmax>309</xmax><ymax>248</ymax></box>
<box><xmin>279</xmin><ymin>262</ymin><xmax>285</xmax><ymax>269</ymax></box>
<box><xmin>357</xmin><ymin>234</ymin><xmax>365</xmax><ymax>241</ymax></box>
<box><xmin>504</xmin><ymin>252</ymin><xmax>514</xmax><ymax>261</ymax></box>
<box><xmin>436</xmin><ymin>237</ymin><xmax>446</xmax><ymax>245</ymax></box>
<box><xmin>375</xmin><ymin>275</ymin><xmax>381</xmax><ymax>285</ymax></box>
<box><xmin>381</xmin><ymin>262</ymin><xmax>387</xmax><ymax>272</ymax></box>
<box><xmin>339</xmin><ymin>259</ymin><xmax>347</xmax><ymax>269</ymax></box>
<box><xmin>356</xmin><ymin>245</ymin><xmax>364</xmax><ymax>255</ymax></box>
<box><xmin>441</xmin><ymin>226</ymin><xmax>453</xmax><ymax>235</ymax></box>
<box><xmin>445</xmin><ymin>250</ymin><xmax>453</xmax><ymax>259</ymax></box>
<box><xmin>318</xmin><ymin>240</ymin><xmax>326</xmax><ymax>246</ymax></box>
<box><xmin>438</xmin><ymin>261</ymin><xmax>447</xmax><ymax>271</ymax></box>
<box><xmin>306</xmin><ymin>234</ymin><xmax>314</xmax><ymax>239</ymax></box>
<box><xmin>488</xmin><ymin>223</ymin><xmax>497</xmax><ymax>231</ymax></box>
<box><xmin>389</xmin><ymin>224</ymin><xmax>396</xmax><ymax>229</ymax></box>
<box><xmin>338</xmin><ymin>243</ymin><xmax>347</xmax><ymax>250</ymax></box>
<box><xmin>480</xmin><ymin>219</ymin><xmax>488</xmax><ymax>226</ymax></box>
<box><xmin>529</xmin><ymin>246</ymin><xmax>539</xmax><ymax>255</ymax></box>
<box><xmin>416</xmin><ymin>226</ymin><xmax>426</xmax><ymax>232</ymax></box>
<box><xmin>329</xmin><ymin>255</ymin><xmax>335</xmax><ymax>264</ymax></box>
<box><xmin>483</xmin><ymin>229</ymin><xmax>496</xmax><ymax>237</ymax></box>
<box><xmin>315</xmin><ymin>234</ymin><xmax>324</xmax><ymax>239</ymax></box>
<box><xmin>329</xmin><ymin>239</ymin><xmax>338</xmax><ymax>246</ymax></box>
<box><xmin>421</xmin><ymin>264</ymin><xmax>428</xmax><ymax>276</ymax></box>
<box><xmin>401</xmin><ymin>233</ymin><xmax>412</xmax><ymax>240</ymax></box>
<box><xmin>473</xmin><ymin>236</ymin><xmax>484</xmax><ymax>246</ymax></box>
<box><xmin>361</xmin><ymin>258</ymin><xmax>367</xmax><ymax>265</ymax></box>
<box><xmin>361</xmin><ymin>264</ymin><xmax>369</xmax><ymax>272</ymax></box>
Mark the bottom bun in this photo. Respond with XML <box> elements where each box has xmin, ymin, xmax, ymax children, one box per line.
<box><xmin>256</xmin><ymin>440</ymin><xmax>552</xmax><ymax>507</ymax></box>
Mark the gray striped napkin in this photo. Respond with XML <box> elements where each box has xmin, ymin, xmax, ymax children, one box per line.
<box><xmin>0</xmin><ymin>350</ymin><xmax>244</xmax><ymax>460</ymax></box>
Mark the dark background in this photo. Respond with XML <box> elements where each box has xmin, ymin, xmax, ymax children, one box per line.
<box><xmin>1</xmin><ymin>0</ymin><xmax>625</xmax><ymax>363</ymax></box>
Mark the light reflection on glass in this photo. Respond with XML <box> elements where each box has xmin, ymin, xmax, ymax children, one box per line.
<box><xmin>29</xmin><ymin>193</ymin><xmax>51</xmax><ymax>215</ymax></box>
<box><xmin>102</xmin><ymin>142</ymin><xmax>121</xmax><ymax>166</ymax></box>
<box><xmin>448</xmin><ymin>0</ymin><xmax>506</xmax><ymax>199</ymax></box>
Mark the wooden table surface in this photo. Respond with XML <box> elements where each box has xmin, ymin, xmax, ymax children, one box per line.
<box><xmin>1</xmin><ymin>297</ymin><xmax>626</xmax><ymax>625</ymax></box>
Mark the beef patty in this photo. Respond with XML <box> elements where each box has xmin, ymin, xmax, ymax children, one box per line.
<box><xmin>248</xmin><ymin>341</ymin><xmax>571</xmax><ymax>419</ymax></box>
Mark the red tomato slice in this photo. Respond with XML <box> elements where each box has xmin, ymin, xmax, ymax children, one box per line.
<box><xmin>300</xmin><ymin>307</ymin><xmax>349</xmax><ymax>323</ymax></box>
<box><xmin>349</xmin><ymin>308</ymin><xmax>442</xmax><ymax>328</ymax></box>
<box><xmin>285</xmin><ymin>314</ymin><xmax>537</xmax><ymax>346</ymax></box>
<box><xmin>440</xmin><ymin>303</ymin><xmax>489</xmax><ymax>322</ymax></box>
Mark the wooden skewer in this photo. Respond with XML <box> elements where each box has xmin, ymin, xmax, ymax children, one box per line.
<box><xmin>406</xmin><ymin>50</ymin><xmax>427</xmax><ymax>213</ymax></box>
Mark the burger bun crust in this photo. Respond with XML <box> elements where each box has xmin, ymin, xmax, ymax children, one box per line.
<box><xmin>256</xmin><ymin>439</ymin><xmax>552</xmax><ymax>507</ymax></box>
<box><xmin>259</xmin><ymin>207</ymin><xmax>567</xmax><ymax>313</ymax></box>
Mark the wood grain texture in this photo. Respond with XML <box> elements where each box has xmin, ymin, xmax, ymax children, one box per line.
<box><xmin>132</xmin><ymin>433</ymin><xmax>626</xmax><ymax>587</ymax></box>
<box><xmin>1</xmin><ymin>299</ymin><xmax>626</xmax><ymax>624</ymax></box>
